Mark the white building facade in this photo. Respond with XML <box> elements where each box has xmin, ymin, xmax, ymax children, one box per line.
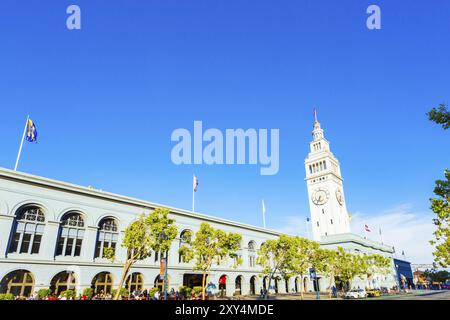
<box><xmin>0</xmin><ymin>168</ymin><xmax>314</xmax><ymax>297</ymax></box>
<box><xmin>0</xmin><ymin>117</ymin><xmax>398</xmax><ymax>298</ymax></box>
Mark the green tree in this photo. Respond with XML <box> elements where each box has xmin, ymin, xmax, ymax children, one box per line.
<box><xmin>333</xmin><ymin>247</ymin><xmax>366</xmax><ymax>292</ymax></box>
<box><xmin>179</xmin><ymin>222</ymin><xmax>242</xmax><ymax>300</ymax></box>
<box><xmin>363</xmin><ymin>254</ymin><xmax>392</xmax><ymax>288</ymax></box>
<box><xmin>313</xmin><ymin>248</ymin><xmax>339</xmax><ymax>298</ymax></box>
<box><xmin>288</xmin><ymin>237</ymin><xmax>320</xmax><ymax>299</ymax></box>
<box><xmin>423</xmin><ymin>269</ymin><xmax>450</xmax><ymax>284</ymax></box>
<box><xmin>428</xmin><ymin>103</ymin><xmax>450</xmax><ymax>130</ymax></box>
<box><xmin>257</xmin><ymin>235</ymin><xmax>299</xmax><ymax>299</ymax></box>
<box><xmin>430</xmin><ymin>170</ymin><xmax>450</xmax><ymax>267</ymax></box>
<box><xmin>428</xmin><ymin>103</ymin><xmax>450</xmax><ymax>267</ymax></box>
<box><xmin>107</xmin><ymin>208</ymin><xmax>178</xmax><ymax>300</ymax></box>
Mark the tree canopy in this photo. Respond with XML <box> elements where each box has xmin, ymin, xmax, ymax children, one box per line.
<box><xmin>428</xmin><ymin>103</ymin><xmax>450</xmax><ymax>130</ymax></box>
<box><xmin>179</xmin><ymin>222</ymin><xmax>242</xmax><ymax>300</ymax></box>
<box><xmin>430</xmin><ymin>169</ymin><xmax>450</xmax><ymax>267</ymax></box>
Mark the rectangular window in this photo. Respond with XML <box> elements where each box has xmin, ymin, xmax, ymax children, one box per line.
<box><xmin>31</xmin><ymin>234</ymin><xmax>42</xmax><ymax>254</ymax></box>
<box><xmin>56</xmin><ymin>237</ymin><xmax>65</xmax><ymax>256</ymax></box>
<box><xmin>20</xmin><ymin>233</ymin><xmax>31</xmax><ymax>253</ymax></box>
<box><xmin>65</xmin><ymin>238</ymin><xmax>74</xmax><ymax>256</ymax></box>
<box><xmin>74</xmin><ymin>239</ymin><xmax>82</xmax><ymax>256</ymax></box>
<box><xmin>9</xmin><ymin>233</ymin><xmax>20</xmax><ymax>253</ymax></box>
<box><xmin>95</xmin><ymin>241</ymin><xmax>102</xmax><ymax>258</ymax></box>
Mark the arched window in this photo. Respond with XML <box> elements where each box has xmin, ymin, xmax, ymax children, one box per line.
<box><xmin>323</xmin><ymin>161</ymin><xmax>327</xmax><ymax>170</ymax></box>
<box><xmin>91</xmin><ymin>272</ymin><xmax>113</xmax><ymax>295</ymax></box>
<box><xmin>95</xmin><ymin>218</ymin><xmax>118</xmax><ymax>259</ymax></box>
<box><xmin>56</xmin><ymin>212</ymin><xmax>85</xmax><ymax>257</ymax></box>
<box><xmin>178</xmin><ymin>229</ymin><xmax>192</xmax><ymax>263</ymax></box>
<box><xmin>8</xmin><ymin>206</ymin><xmax>45</xmax><ymax>255</ymax></box>
<box><xmin>0</xmin><ymin>270</ymin><xmax>34</xmax><ymax>297</ymax></box>
<box><xmin>125</xmin><ymin>273</ymin><xmax>144</xmax><ymax>293</ymax></box>
<box><xmin>50</xmin><ymin>271</ymin><xmax>76</xmax><ymax>295</ymax></box>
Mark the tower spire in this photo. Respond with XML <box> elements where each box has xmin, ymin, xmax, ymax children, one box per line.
<box><xmin>313</xmin><ymin>107</ymin><xmax>318</xmax><ymax>123</ymax></box>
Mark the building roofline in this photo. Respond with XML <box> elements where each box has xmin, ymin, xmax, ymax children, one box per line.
<box><xmin>320</xmin><ymin>233</ymin><xmax>395</xmax><ymax>254</ymax></box>
<box><xmin>0</xmin><ymin>167</ymin><xmax>284</xmax><ymax>237</ymax></box>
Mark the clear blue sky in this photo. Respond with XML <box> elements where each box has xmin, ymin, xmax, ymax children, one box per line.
<box><xmin>0</xmin><ymin>1</ymin><xmax>449</xmax><ymax>242</ymax></box>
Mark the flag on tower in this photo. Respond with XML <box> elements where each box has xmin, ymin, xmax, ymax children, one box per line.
<box><xmin>364</xmin><ymin>224</ymin><xmax>371</xmax><ymax>232</ymax></box>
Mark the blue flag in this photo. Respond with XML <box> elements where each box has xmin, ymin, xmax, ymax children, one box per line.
<box><xmin>26</xmin><ymin>119</ymin><xmax>37</xmax><ymax>143</ymax></box>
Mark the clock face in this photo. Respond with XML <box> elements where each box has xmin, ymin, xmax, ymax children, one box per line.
<box><xmin>336</xmin><ymin>189</ymin><xmax>344</xmax><ymax>205</ymax></box>
<box><xmin>312</xmin><ymin>188</ymin><xmax>329</xmax><ymax>205</ymax></box>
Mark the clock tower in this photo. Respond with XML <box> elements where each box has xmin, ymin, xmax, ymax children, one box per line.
<box><xmin>305</xmin><ymin>112</ymin><xmax>351</xmax><ymax>241</ymax></box>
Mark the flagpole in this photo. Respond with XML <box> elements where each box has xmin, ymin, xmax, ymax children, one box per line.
<box><xmin>192</xmin><ymin>175</ymin><xmax>195</xmax><ymax>213</ymax></box>
<box><xmin>14</xmin><ymin>115</ymin><xmax>29</xmax><ymax>171</ymax></box>
<box><xmin>262</xmin><ymin>210</ymin><xmax>266</xmax><ymax>229</ymax></box>
<box><xmin>379</xmin><ymin>228</ymin><xmax>384</xmax><ymax>244</ymax></box>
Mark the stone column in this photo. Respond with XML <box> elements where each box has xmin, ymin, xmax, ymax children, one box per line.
<box><xmin>0</xmin><ymin>214</ymin><xmax>14</xmax><ymax>258</ymax></box>
<box><xmin>40</xmin><ymin>221</ymin><xmax>60</xmax><ymax>259</ymax></box>
<box><xmin>226</xmin><ymin>278</ymin><xmax>235</xmax><ymax>297</ymax></box>
<box><xmin>81</xmin><ymin>226</ymin><xmax>98</xmax><ymax>261</ymax></box>
<box><xmin>241</xmin><ymin>278</ymin><xmax>250</xmax><ymax>296</ymax></box>
<box><xmin>278</xmin><ymin>279</ymin><xmax>286</xmax><ymax>294</ymax></box>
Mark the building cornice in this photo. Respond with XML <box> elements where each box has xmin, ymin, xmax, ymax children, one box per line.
<box><xmin>320</xmin><ymin>233</ymin><xmax>395</xmax><ymax>254</ymax></box>
<box><xmin>0</xmin><ymin>167</ymin><xmax>283</xmax><ymax>237</ymax></box>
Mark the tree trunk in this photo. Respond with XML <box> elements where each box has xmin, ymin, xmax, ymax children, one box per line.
<box><xmin>266</xmin><ymin>277</ymin><xmax>272</xmax><ymax>300</ymax></box>
<box><xmin>329</xmin><ymin>272</ymin><xmax>334</xmax><ymax>299</ymax></box>
<box><xmin>114</xmin><ymin>260</ymin><xmax>132</xmax><ymax>300</ymax></box>
<box><xmin>202</xmin><ymin>272</ymin><xmax>207</xmax><ymax>301</ymax></box>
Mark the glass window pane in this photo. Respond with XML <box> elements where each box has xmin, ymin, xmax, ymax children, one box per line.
<box><xmin>25</xmin><ymin>223</ymin><xmax>35</xmax><ymax>233</ymax></box>
<box><xmin>95</xmin><ymin>241</ymin><xmax>102</xmax><ymax>258</ymax></box>
<box><xmin>8</xmin><ymin>233</ymin><xmax>20</xmax><ymax>253</ymax></box>
<box><xmin>31</xmin><ymin>234</ymin><xmax>42</xmax><ymax>254</ymax></box>
<box><xmin>20</xmin><ymin>233</ymin><xmax>31</xmax><ymax>253</ymax></box>
<box><xmin>74</xmin><ymin>239</ymin><xmax>82</xmax><ymax>256</ymax></box>
<box><xmin>17</xmin><ymin>222</ymin><xmax>25</xmax><ymax>232</ymax></box>
<box><xmin>65</xmin><ymin>238</ymin><xmax>74</xmax><ymax>256</ymax></box>
<box><xmin>56</xmin><ymin>238</ymin><xmax>64</xmax><ymax>256</ymax></box>
<box><xmin>36</xmin><ymin>224</ymin><xmax>45</xmax><ymax>234</ymax></box>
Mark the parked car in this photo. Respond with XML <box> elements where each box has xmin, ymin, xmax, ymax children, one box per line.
<box><xmin>366</xmin><ymin>289</ymin><xmax>381</xmax><ymax>297</ymax></box>
<box><xmin>344</xmin><ymin>289</ymin><xmax>367</xmax><ymax>299</ymax></box>
<box><xmin>344</xmin><ymin>290</ymin><xmax>359</xmax><ymax>299</ymax></box>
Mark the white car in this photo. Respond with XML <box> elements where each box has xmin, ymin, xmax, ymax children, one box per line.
<box><xmin>344</xmin><ymin>289</ymin><xmax>367</xmax><ymax>299</ymax></box>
